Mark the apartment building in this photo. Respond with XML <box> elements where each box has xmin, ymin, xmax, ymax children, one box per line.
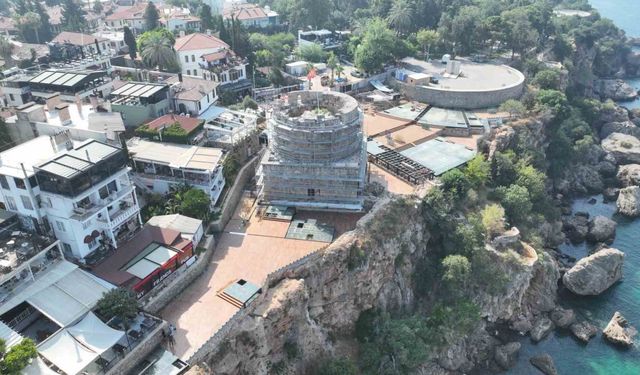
<box><xmin>223</xmin><ymin>3</ymin><xmax>279</xmax><ymax>28</ymax></box>
<box><xmin>127</xmin><ymin>138</ymin><xmax>226</xmax><ymax>207</ymax></box>
<box><xmin>0</xmin><ymin>135</ymin><xmax>142</xmax><ymax>260</ymax></box>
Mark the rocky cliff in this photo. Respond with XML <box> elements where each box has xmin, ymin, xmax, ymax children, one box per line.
<box><xmin>188</xmin><ymin>195</ymin><xmax>560</xmax><ymax>374</ymax></box>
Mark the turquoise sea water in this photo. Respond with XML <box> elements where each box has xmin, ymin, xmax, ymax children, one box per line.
<box><xmin>506</xmin><ymin>2</ymin><xmax>640</xmax><ymax>373</ymax></box>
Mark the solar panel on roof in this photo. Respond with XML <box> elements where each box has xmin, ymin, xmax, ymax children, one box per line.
<box><xmin>110</xmin><ymin>83</ymin><xmax>134</xmax><ymax>96</ymax></box>
<box><xmin>120</xmin><ymin>84</ymin><xmax>144</xmax><ymax>96</ymax></box>
<box><xmin>132</xmin><ymin>85</ymin><xmax>158</xmax><ymax>97</ymax></box>
<box><xmin>140</xmin><ymin>85</ymin><xmax>164</xmax><ymax>98</ymax></box>
<box><xmin>40</xmin><ymin>72</ymin><xmax>66</xmax><ymax>84</ymax></box>
<box><xmin>51</xmin><ymin>73</ymin><xmax>77</xmax><ymax>86</ymax></box>
<box><xmin>62</xmin><ymin>74</ymin><xmax>89</xmax><ymax>87</ymax></box>
<box><xmin>129</xmin><ymin>85</ymin><xmax>155</xmax><ymax>97</ymax></box>
<box><xmin>30</xmin><ymin>71</ymin><xmax>56</xmax><ymax>83</ymax></box>
<box><xmin>38</xmin><ymin>162</ymin><xmax>79</xmax><ymax>178</ymax></box>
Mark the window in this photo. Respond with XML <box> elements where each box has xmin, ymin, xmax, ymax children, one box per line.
<box><xmin>0</xmin><ymin>175</ymin><xmax>8</xmax><ymax>190</ymax></box>
<box><xmin>207</xmin><ymin>93</ymin><xmax>210</xmax><ymax>103</ymax></box>
<box><xmin>187</xmin><ymin>70</ymin><xmax>191</xmax><ymax>76</ymax></box>
<box><xmin>13</xmin><ymin>178</ymin><xmax>25</xmax><ymax>189</ymax></box>
<box><xmin>56</xmin><ymin>220</ymin><xmax>65</xmax><ymax>232</ymax></box>
<box><xmin>5</xmin><ymin>197</ymin><xmax>16</xmax><ymax>211</ymax></box>
<box><xmin>193</xmin><ymin>69</ymin><xmax>197</xmax><ymax>76</ymax></box>
<box><xmin>185</xmin><ymin>55</ymin><xmax>189</xmax><ymax>63</ymax></box>
<box><xmin>9</xmin><ymin>94</ymin><xmax>14</xmax><ymax>101</ymax></box>
<box><xmin>191</xmin><ymin>55</ymin><xmax>195</xmax><ymax>62</ymax></box>
<box><xmin>62</xmin><ymin>243</ymin><xmax>72</xmax><ymax>255</ymax></box>
<box><xmin>197</xmin><ymin>101</ymin><xmax>201</xmax><ymax>111</ymax></box>
<box><xmin>20</xmin><ymin>195</ymin><xmax>33</xmax><ymax>210</ymax></box>
<box><xmin>307</xmin><ymin>189</ymin><xmax>315</xmax><ymax>197</ymax></box>
<box><xmin>28</xmin><ymin>176</ymin><xmax>38</xmax><ymax>188</ymax></box>
<box><xmin>87</xmin><ymin>237</ymin><xmax>97</xmax><ymax>248</ymax></box>
<box><xmin>99</xmin><ymin>186</ymin><xmax>109</xmax><ymax>199</ymax></box>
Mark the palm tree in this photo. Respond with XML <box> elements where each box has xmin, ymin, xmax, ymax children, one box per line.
<box><xmin>335</xmin><ymin>64</ymin><xmax>344</xmax><ymax>79</ymax></box>
<box><xmin>387</xmin><ymin>0</ymin><xmax>414</xmax><ymax>36</ymax></box>
<box><xmin>17</xmin><ymin>12</ymin><xmax>42</xmax><ymax>44</ymax></box>
<box><xmin>327</xmin><ymin>52</ymin><xmax>338</xmax><ymax>82</ymax></box>
<box><xmin>139</xmin><ymin>31</ymin><xmax>178</xmax><ymax>71</ymax></box>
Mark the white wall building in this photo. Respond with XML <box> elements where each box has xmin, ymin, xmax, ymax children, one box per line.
<box><xmin>167</xmin><ymin>75</ymin><xmax>219</xmax><ymax>116</ymax></box>
<box><xmin>0</xmin><ymin>135</ymin><xmax>142</xmax><ymax>260</ymax></box>
<box><xmin>127</xmin><ymin>138</ymin><xmax>226</xmax><ymax>207</ymax></box>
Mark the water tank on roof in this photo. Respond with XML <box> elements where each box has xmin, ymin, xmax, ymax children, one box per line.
<box><xmin>441</xmin><ymin>54</ymin><xmax>451</xmax><ymax>64</ymax></box>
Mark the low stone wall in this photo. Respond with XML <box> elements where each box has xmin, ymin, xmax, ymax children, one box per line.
<box><xmin>106</xmin><ymin>320</ymin><xmax>169</xmax><ymax>375</ymax></box>
<box><xmin>389</xmin><ymin>76</ymin><xmax>524</xmax><ymax>109</ymax></box>
<box><xmin>143</xmin><ymin>235</ymin><xmax>216</xmax><ymax>314</ymax></box>
<box><xmin>208</xmin><ymin>151</ymin><xmax>263</xmax><ymax>233</ymax></box>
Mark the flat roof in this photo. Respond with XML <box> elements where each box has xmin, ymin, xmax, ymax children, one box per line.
<box><xmin>36</xmin><ymin>140</ymin><xmax>122</xmax><ymax>179</ymax></box>
<box><xmin>0</xmin><ymin>136</ymin><xmax>77</xmax><ymax>178</ymax></box>
<box><xmin>363</xmin><ymin>113</ymin><xmax>410</xmax><ymax>137</ymax></box>
<box><xmin>400</xmin><ymin>138</ymin><xmax>476</xmax><ymax>176</ymax></box>
<box><xmin>111</xmin><ymin>82</ymin><xmax>167</xmax><ymax>98</ymax></box>
<box><xmin>28</xmin><ymin>70</ymin><xmax>103</xmax><ymax>88</ymax></box>
<box><xmin>374</xmin><ymin>125</ymin><xmax>440</xmax><ymax>150</ymax></box>
<box><xmin>127</xmin><ymin>139</ymin><xmax>223</xmax><ymax>171</ymax></box>
<box><xmin>400</xmin><ymin>57</ymin><xmax>525</xmax><ymax>92</ymax></box>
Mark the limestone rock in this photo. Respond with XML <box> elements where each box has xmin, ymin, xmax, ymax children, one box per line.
<box><xmin>570</xmin><ymin>321</ymin><xmax>598</xmax><ymax>343</ymax></box>
<box><xmin>586</xmin><ymin>215</ymin><xmax>617</xmax><ymax>244</ymax></box>
<box><xmin>603</xmin><ymin>312</ymin><xmax>637</xmax><ymax>347</ymax></box>
<box><xmin>600</xmin><ymin>121</ymin><xmax>640</xmax><ymax>140</ymax></box>
<box><xmin>562</xmin><ymin>247</ymin><xmax>624</xmax><ymax>296</ymax></box>
<box><xmin>602</xmin><ymin>133</ymin><xmax>640</xmax><ymax>165</ymax></box>
<box><xmin>603</xmin><ymin>187</ymin><xmax>620</xmax><ymax>202</ymax></box>
<box><xmin>595</xmin><ymin>79</ymin><xmax>638</xmax><ymax>101</ymax></box>
<box><xmin>495</xmin><ymin>342</ymin><xmax>521</xmax><ymax>370</ymax></box>
<box><xmin>530</xmin><ymin>353</ymin><xmax>558</xmax><ymax>375</ymax></box>
<box><xmin>550</xmin><ymin>307</ymin><xmax>576</xmax><ymax>329</ymax></box>
<box><xmin>617</xmin><ymin>164</ymin><xmax>640</xmax><ymax>187</ymax></box>
<box><xmin>597</xmin><ymin>160</ymin><xmax>618</xmax><ymax>177</ymax></box>
<box><xmin>617</xmin><ymin>186</ymin><xmax>640</xmax><ymax>217</ymax></box>
<box><xmin>530</xmin><ymin>316</ymin><xmax>554</xmax><ymax>342</ymax></box>
<box><xmin>563</xmin><ymin>213</ymin><xmax>589</xmax><ymax>244</ymax></box>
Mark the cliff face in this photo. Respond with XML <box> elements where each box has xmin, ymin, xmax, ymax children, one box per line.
<box><xmin>190</xmin><ymin>195</ymin><xmax>561</xmax><ymax>374</ymax></box>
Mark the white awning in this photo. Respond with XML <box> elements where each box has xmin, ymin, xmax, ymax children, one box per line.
<box><xmin>23</xmin><ymin>357</ymin><xmax>59</xmax><ymax>375</ymax></box>
<box><xmin>0</xmin><ymin>320</ymin><xmax>23</xmax><ymax>349</ymax></box>
<box><xmin>25</xmin><ymin>267</ymin><xmax>114</xmax><ymax>327</ymax></box>
<box><xmin>66</xmin><ymin>312</ymin><xmax>125</xmax><ymax>353</ymax></box>
<box><xmin>38</xmin><ymin>330</ymin><xmax>98</xmax><ymax>375</ymax></box>
<box><xmin>38</xmin><ymin>312</ymin><xmax>124</xmax><ymax>375</ymax></box>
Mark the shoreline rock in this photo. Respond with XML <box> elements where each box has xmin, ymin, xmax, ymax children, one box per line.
<box><xmin>616</xmin><ymin>164</ymin><xmax>640</xmax><ymax>187</ymax></box>
<box><xmin>595</xmin><ymin>79</ymin><xmax>638</xmax><ymax>101</ymax></box>
<box><xmin>586</xmin><ymin>215</ymin><xmax>617</xmax><ymax>244</ymax></box>
<box><xmin>570</xmin><ymin>321</ymin><xmax>598</xmax><ymax>343</ymax></box>
<box><xmin>617</xmin><ymin>186</ymin><xmax>640</xmax><ymax>217</ymax></box>
<box><xmin>531</xmin><ymin>316</ymin><xmax>555</xmax><ymax>342</ymax></box>
<box><xmin>550</xmin><ymin>307</ymin><xmax>576</xmax><ymax>329</ymax></box>
<box><xmin>530</xmin><ymin>353</ymin><xmax>558</xmax><ymax>375</ymax></box>
<box><xmin>602</xmin><ymin>133</ymin><xmax>640</xmax><ymax>165</ymax></box>
<box><xmin>603</xmin><ymin>312</ymin><xmax>637</xmax><ymax>347</ymax></box>
<box><xmin>562</xmin><ymin>247</ymin><xmax>624</xmax><ymax>296</ymax></box>
<box><xmin>495</xmin><ymin>342</ymin><xmax>521</xmax><ymax>370</ymax></box>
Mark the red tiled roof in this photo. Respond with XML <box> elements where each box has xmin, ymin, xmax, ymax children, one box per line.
<box><xmin>224</xmin><ymin>3</ymin><xmax>268</xmax><ymax>21</ymax></box>
<box><xmin>144</xmin><ymin>114</ymin><xmax>203</xmax><ymax>133</ymax></box>
<box><xmin>166</xmin><ymin>75</ymin><xmax>219</xmax><ymax>102</ymax></box>
<box><xmin>105</xmin><ymin>4</ymin><xmax>146</xmax><ymax>21</ymax></box>
<box><xmin>174</xmin><ymin>33</ymin><xmax>229</xmax><ymax>52</ymax></box>
<box><xmin>91</xmin><ymin>225</ymin><xmax>187</xmax><ymax>286</ymax></box>
<box><xmin>52</xmin><ymin>31</ymin><xmax>109</xmax><ymax>46</ymax></box>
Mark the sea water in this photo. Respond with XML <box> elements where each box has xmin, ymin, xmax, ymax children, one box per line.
<box><xmin>506</xmin><ymin>2</ymin><xmax>640</xmax><ymax>373</ymax></box>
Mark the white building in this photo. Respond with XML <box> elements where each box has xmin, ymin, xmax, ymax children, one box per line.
<box><xmin>127</xmin><ymin>138</ymin><xmax>226</xmax><ymax>207</ymax></box>
<box><xmin>174</xmin><ymin>32</ymin><xmax>248</xmax><ymax>89</ymax></box>
<box><xmin>160</xmin><ymin>7</ymin><xmax>201</xmax><ymax>32</ymax></box>
<box><xmin>147</xmin><ymin>214</ymin><xmax>204</xmax><ymax>246</ymax></box>
<box><xmin>52</xmin><ymin>31</ymin><xmax>112</xmax><ymax>57</ymax></box>
<box><xmin>204</xmin><ymin>109</ymin><xmax>257</xmax><ymax>147</ymax></box>
<box><xmin>166</xmin><ymin>74</ymin><xmax>219</xmax><ymax>116</ymax></box>
<box><xmin>0</xmin><ymin>135</ymin><xmax>142</xmax><ymax>260</ymax></box>
<box><xmin>223</xmin><ymin>3</ymin><xmax>278</xmax><ymax>28</ymax></box>
<box><xmin>104</xmin><ymin>4</ymin><xmax>147</xmax><ymax>33</ymax></box>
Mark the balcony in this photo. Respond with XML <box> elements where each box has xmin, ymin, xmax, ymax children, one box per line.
<box><xmin>70</xmin><ymin>184</ymin><xmax>134</xmax><ymax>222</ymax></box>
<box><xmin>97</xmin><ymin>201</ymin><xmax>140</xmax><ymax>230</ymax></box>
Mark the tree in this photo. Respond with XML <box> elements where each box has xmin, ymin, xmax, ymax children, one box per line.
<box><xmin>16</xmin><ymin>12</ymin><xmax>41</xmax><ymax>44</ymax></box>
<box><xmin>96</xmin><ymin>288</ymin><xmax>140</xmax><ymax>327</ymax></box>
<box><xmin>515</xmin><ymin>163</ymin><xmax>546</xmax><ymax>203</ymax></box>
<box><xmin>442</xmin><ymin>255</ymin><xmax>471</xmax><ymax>289</ymax></box>
<box><xmin>138</xmin><ymin>29</ymin><xmax>179</xmax><ymax>71</ymax></box>
<box><xmin>0</xmin><ymin>38</ymin><xmax>12</xmax><ymax>67</ymax></box>
<box><xmin>335</xmin><ymin>64</ymin><xmax>344</xmax><ymax>79</ymax></box>
<box><xmin>180</xmin><ymin>188</ymin><xmax>211</xmax><ymax>221</ymax></box>
<box><xmin>532</xmin><ymin>69</ymin><xmax>561</xmax><ymax>90</ymax></box>
<box><xmin>124</xmin><ymin>26</ymin><xmax>137</xmax><ymax>59</ymax></box>
<box><xmin>440</xmin><ymin>168</ymin><xmax>470</xmax><ymax>201</ymax></box>
<box><xmin>199</xmin><ymin>4</ymin><xmax>215</xmax><ymax>31</ymax></box>
<box><xmin>387</xmin><ymin>0</ymin><xmax>414</xmax><ymax>35</ymax></box>
<box><xmin>242</xmin><ymin>95</ymin><xmax>258</xmax><ymax>110</ymax></box>
<box><xmin>0</xmin><ymin>338</ymin><xmax>37</xmax><ymax>374</ymax></box>
<box><xmin>481</xmin><ymin>204</ymin><xmax>505</xmax><ymax>238</ymax></box>
<box><xmin>296</xmin><ymin>43</ymin><xmax>326</xmax><ymax>63</ymax></box>
<box><xmin>289</xmin><ymin>0</ymin><xmax>331</xmax><ymax>30</ymax></box>
<box><xmin>464</xmin><ymin>155</ymin><xmax>490</xmax><ymax>188</ymax></box>
<box><xmin>491</xmin><ymin>150</ymin><xmax>517</xmax><ymax>187</ymax></box>
<box><xmin>316</xmin><ymin>357</ymin><xmax>358</xmax><ymax>375</ymax></box>
<box><xmin>499</xmin><ymin>99</ymin><xmax>526</xmax><ymax>119</ymax></box>
<box><xmin>416</xmin><ymin>29</ymin><xmax>439</xmax><ymax>59</ymax></box>
<box><xmin>144</xmin><ymin>1</ymin><xmax>160</xmax><ymax>31</ymax></box>
<box><xmin>327</xmin><ymin>52</ymin><xmax>338</xmax><ymax>82</ymax></box>
<box><xmin>61</xmin><ymin>0</ymin><xmax>87</xmax><ymax>32</ymax></box>
<box><xmin>93</xmin><ymin>1</ymin><xmax>103</xmax><ymax>14</ymax></box>
<box><xmin>500</xmin><ymin>184</ymin><xmax>532</xmax><ymax>224</ymax></box>
<box><xmin>354</xmin><ymin>18</ymin><xmax>398</xmax><ymax>72</ymax></box>
<box><xmin>0</xmin><ymin>117</ymin><xmax>13</xmax><ymax>151</ymax></box>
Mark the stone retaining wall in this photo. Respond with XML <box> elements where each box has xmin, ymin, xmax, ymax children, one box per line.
<box><xmin>208</xmin><ymin>151</ymin><xmax>263</xmax><ymax>233</ymax></box>
<box><xmin>143</xmin><ymin>235</ymin><xmax>216</xmax><ymax>314</ymax></box>
<box><xmin>106</xmin><ymin>321</ymin><xmax>169</xmax><ymax>375</ymax></box>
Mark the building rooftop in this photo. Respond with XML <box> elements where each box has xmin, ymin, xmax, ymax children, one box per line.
<box><xmin>144</xmin><ymin>113</ymin><xmax>203</xmax><ymax>134</ymax></box>
<box><xmin>52</xmin><ymin>31</ymin><xmax>109</xmax><ymax>47</ymax></box>
<box><xmin>105</xmin><ymin>4</ymin><xmax>146</xmax><ymax>21</ymax></box>
<box><xmin>127</xmin><ymin>138</ymin><xmax>224</xmax><ymax>171</ymax></box>
<box><xmin>174</xmin><ymin>33</ymin><xmax>229</xmax><ymax>52</ymax></box>
<box><xmin>223</xmin><ymin>3</ymin><xmax>271</xmax><ymax>20</ymax></box>
<box><xmin>36</xmin><ymin>140</ymin><xmax>122</xmax><ymax>179</ymax></box>
<box><xmin>110</xmin><ymin>81</ymin><xmax>168</xmax><ymax>98</ymax></box>
<box><xmin>400</xmin><ymin>138</ymin><xmax>476</xmax><ymax>176</ymax></box>
<box><xmin>91</xmin><ymin>225</ymin><xmax>190</xmax><ymax>287</ymax></box>
<box><xmin>146</xmin><ymin>214</ymin><xmax>202</xmax><ymax>242</ymax></box>
<box><xmin>0</xmin><ymin>136</ymin><xmax>75</xmax><ymax>178</ymax></box>
<box><xmin>166</xmin><ymin>75</ymin><xmax>219</xmax><ymax>102</ymax></box>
